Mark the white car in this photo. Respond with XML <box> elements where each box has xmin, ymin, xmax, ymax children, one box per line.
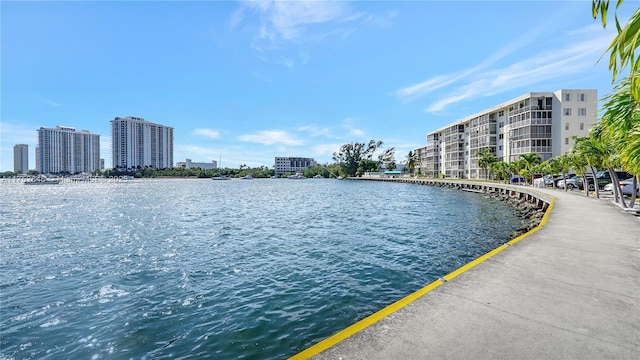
<box><xmin>604</xmin><ymin>177</ymin><xmax>639</xmax><ymax>196</ymax></box>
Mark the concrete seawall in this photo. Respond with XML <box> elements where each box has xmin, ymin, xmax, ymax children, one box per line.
<box><xmin>290</xmin><ymin>178</ymin><xmax>640</xmax><ymax>360</ymax></box>
<box><xmin>350</xmin><ymin>177</ymin><xmax>553</xmax><ymax>213</ymax></box>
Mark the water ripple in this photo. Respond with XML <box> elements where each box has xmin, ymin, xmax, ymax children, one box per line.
<box><xmin>0</xmin><ymin>179</ymin><xmax>521</xmax><ymax>359</ymax></box>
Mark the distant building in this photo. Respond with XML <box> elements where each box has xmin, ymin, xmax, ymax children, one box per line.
<box><xmin>99</xmin><ymin>159</ymin><xmax>105</xmax><ymax>170</ymax></box>
<box><xmin>111</xmin><ymin>116</ymin><xmax>174</xmax><ymax>170</ymax></box>
<box><xmin>416</xmin><ymin>89</ymin><xmax>598</xmax><ymax>179</ymax></box>
<box><xmin>13</xmin><ymin>144</ymin><xmax>28</xmax><ymax>174</ymax></box>
<box><xmin>37</xmin><ymin>126</ymin><xmax>100</xmax><ymax>174</ymax></box>
<box><xmin>274</xmin><ymin>157</ymin><xmax>317</xmax><ymax>176</ymax></box>
<box><xmin>179</xmin><ymin>159</ymin><xmax>218</xmax><ymax>170</ymax></box>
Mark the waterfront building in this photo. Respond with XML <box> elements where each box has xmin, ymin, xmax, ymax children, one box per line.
<box><xmin>13</xmin><ymin>144</ymin><xmax>28</xmax><ymax>174</ymax></box>
<box><xmin>177</xmin><ymin>159</ymin><xmax>218</xmax><ymax>170</ymax></box>
<box><xmin>274</xmin><ymin>157</ymin><xmax>317</xmax><ymax>176</ymax></box>
<box><xmin>111</xmin><ymin>116</ymin><xmax>174</xmax><ymax>170</ymax></box>
<box><xmin>416</xmin><ymin>89</ymin><xmax>598</xmax><ymax>179</ymax></box>
<box><xmin>37</xmin><ymin>126</ymin><xmax>100</xmax><ymax>174</ymax></box>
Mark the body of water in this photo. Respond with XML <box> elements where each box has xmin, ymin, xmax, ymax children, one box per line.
<box><xmin>0</xmin><ymin>178</ymin><xmax>522</xmax><ymax>359</ymax></box>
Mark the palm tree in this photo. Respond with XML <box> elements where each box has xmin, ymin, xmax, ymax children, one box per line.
<box><xmin>592</xmin><ymin>0</ymin><xmax>640</xmax><ymax>103</ymax></box>
<box><xmin>489</xmin><ymin>161</ymin><xmax>509</xmax><ymax>183</ymax></box>
<box><xmin>510</xmin><ymin>159</ymin><xmax>527</xmax><ymax>185</ymax></box>
<box><xmin>476</xmin><ymin>148</ymin><xmax>497</xmax><ymax>180</ymax></box>
<box><xmin>566</xmin><ymin>150</ymin><xmax>592</xmax><ymax>197</ymax></box>
<box><xmin>518</xmin><ymin>152</ymin><xmax>543</xmax><ymax>183</ymax></box>
<box><xmin>572</xmin><ymin>136</ymin><xmax>600</xmax><ymax>182</ymax></box>
<box><xmin>598</xmin><ymin>74</ymin><xmax>640</xmax><ymax>175</ymax></box>
<box><xmin>545</xmin><ymin>157</ymin><xmax>563</xmax><ymax>188</ymax></box>
<box><xmin>556</xmin><ymin>154</ymin><xmax>575</xmax><ymax>191</ymax></box>
<box><xmin>405</xmin><ymin>151</ymin><xmax>417</xmax><ymax>177</ymax></box>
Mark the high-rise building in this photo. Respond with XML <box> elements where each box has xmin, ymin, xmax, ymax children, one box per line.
<box><xmin>111</xmin><ymin>116</ymin><xmax>174</xmax><ymax>170</ymax></box>
<box><xmin>416</xmin><ymin>89</ymin><xmax>598</xmax><ymax>179</ymax></box>
<box><xmin>13</xmin><ymin>144</ymin><xmax>28</xmax><ymax>174</ymax></box>
<box><xmin>37</xmin><ymin>126</ymin><xmax>100</xmax><ymax>174</ymax></box>
<box><xmin>274</xmin><ymin>157</ymin><xmax>317</xmax><ymax>176</ymax></box>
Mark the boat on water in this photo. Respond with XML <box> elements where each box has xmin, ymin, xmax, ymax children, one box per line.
<box><xmin>24</xmin><ymin>176</ymin><xmax>61</xmax><ymax>185</ymax></box>
<box><xmin>211</xmin><ymin>175</ymin><xmax>231</xmax><ymax>180</ymax></box>
<box><xmin>288</xmin><ymin>173</ymin><xmax>305</xmax><ymax>179</ymax></box>
<box><xmin>240</xmin><ymin>174</ymin><xmax>254</xmax><ymax>180</ymax></box>
<box><xmin>313</xmin><ymin>174</ymin><xmax>323</xmax><ymax>178</ymax></box>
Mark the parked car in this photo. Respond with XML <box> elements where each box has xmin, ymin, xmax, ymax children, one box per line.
<box><xmin>575</xmin><ymin>174</ymin><xmax>596</xmax><ymax>191</ymax></box>
<box><xmin>577</xmin><ymin>170</ymin><xmax>633</xmax><ymax>191</ymax></box>
<box><xmin>557</xmin><ymin>175</ymin><xmax>580</xmax><ymax>189</ymax></box>
<box><xmin>543</xmin><ymin>175</ymin><xmax>553</xmax><ymax>186</ymax></box>
<box><xmin>510</xmin><ymin>176</ymin><xmax>526</xmax><ymax>184</ymax></box>
<box><xmin>552</xmin><ymin>174</ymin><xmax>576</xmax><ymax>187</ymax></box>
<box><xmin>604</xmin><ymin>177</ymin><xmax>640</xmax><ymax>196</ymax></box>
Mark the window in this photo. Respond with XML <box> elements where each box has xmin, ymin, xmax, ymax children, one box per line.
<box><xmin>498</xmin><ymin>110</ymin><xmax>504</xmax><ymax>117</ymax></box>
<box><xmin>579</xmin><ymin>93</ymin><xmax>586</xmax><ymax>101</ymax></box>
<box><xmin>578</xmin><ymin>108</ymin><xmax>587</xmax><ymax>116</ymax></box>
<box><xmin>580</xmin><ymin>123</ymin><xmax>584</xmax><ymax>130</ymax></box>
<box><xmin>565</xmin><ymin>122</ymin><xmax>569</xmax><ymax>130</ymax></box>
<box><xmin>564</xmin><ymin>108</ymin><xmax>572</xmax><ymax>116</ymax></box>
<box><xmin>564</xmin><ymin>93</ymin><xmax>571</xmax><ymax>101</ymax></box>
<box><xmin>565</xmin><ymin>137</ymin><xmax>569</xmax><ymax>145</ymax></box>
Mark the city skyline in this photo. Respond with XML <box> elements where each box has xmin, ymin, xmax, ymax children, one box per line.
<box><xmin>1</xmin><ymin>1</ymin><xmax>634</xmax><ymax>171</ymax></box>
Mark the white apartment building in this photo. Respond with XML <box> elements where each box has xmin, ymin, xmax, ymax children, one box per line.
<box><xmin>13</xmin><ymin>144</ymin><xmax>28</xmax><ymax>174</ymax></box>
<box><xmin>274</xmin><ymin>157</ymin><xmax>317</xmax><ymax>176</ymax></box>
<box><xmin>111</xmin><ymin>116</ymin><xmax>174</xmax><ymax>170</ymax></box>
<box><xmin>416</xmin><ymin>89</ymin><xmax>598</xmax><ymax>179</ymax></box>
<box><xmin>37</xmin><ymin>126</ymin><xmax>100</xmax><ymax>174</ymax></box>
<box><xmin>176</xmin><ymin>159</ymin><xmax>218</xmax><ymax>170</ymax></box>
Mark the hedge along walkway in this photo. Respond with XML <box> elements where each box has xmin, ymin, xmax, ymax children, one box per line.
<box><xmin>292</xmin><ymin>186</ymin><xmax>640</xmax><ymax>360</ymax></box>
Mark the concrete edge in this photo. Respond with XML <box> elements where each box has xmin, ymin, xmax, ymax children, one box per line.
<box><xmin>288</xmin><ymin>180</ymin><xmax>555</xmax><ymax>360</ymax></box>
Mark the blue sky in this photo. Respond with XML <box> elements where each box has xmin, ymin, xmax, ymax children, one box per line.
<box><xmin>0</xmin><ymin>0</ymin><xmax>633</xmax><ymax>171</ymax></box>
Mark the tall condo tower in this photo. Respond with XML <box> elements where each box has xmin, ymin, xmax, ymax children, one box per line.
<box><xmin>13</xmin><ymin>144</ymin><xmax>28</xmax><ymax>174</ymax></box>
<box><xmin>37</xmin><ymin>126</ymin><xmax>100</xmax><ymax>174</ymax></box>
<box><xmin>111</xmin><ymin>116</ymin><xmax>174</xmax><ymax>170</ymax></box>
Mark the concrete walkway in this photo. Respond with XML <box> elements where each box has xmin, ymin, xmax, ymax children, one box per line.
<box><xmin>307</xmin><ymin>188</ymin><xmax>640</xmax><ymax>359</ymax></box>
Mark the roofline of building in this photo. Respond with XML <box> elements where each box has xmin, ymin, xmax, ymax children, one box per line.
<box><xmin>426</xmin><ymin>89</ymin><xmax>596</xmax><ymax>136</ymax></box>
<box><xmin>111</xmin><ymin>116</ymin><xmax>174</xmax><ymax>130</ymax></box>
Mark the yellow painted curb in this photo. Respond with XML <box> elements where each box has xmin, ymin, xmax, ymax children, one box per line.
<box><xmin>289</xmin><ymin>193</ymin><xmax>556</xmax><ymax>360</ymax></box>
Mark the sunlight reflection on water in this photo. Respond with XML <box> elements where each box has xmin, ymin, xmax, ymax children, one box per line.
<box><xmin>0</xmin><ymin>178</ymin><xmax>522</xmax><ymax>359</ymax></box>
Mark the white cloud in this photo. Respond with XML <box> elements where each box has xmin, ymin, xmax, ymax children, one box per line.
<box><xmin>239</xmin><ymin>130</ymin><xmax>304</xmax><ymax>146</ymax></box>
<box><xmin>340</xmin><ymin>118</ymin><xmax>365</xmax><ymax>138</ymax></box>
<box><xmin>298</xmin><ymin>124</ymin><xmax>334</xmax><ymax>137</ymax></box>
<box><xmin>233</xmin><ymin>0</ymin><xmax>374</xmax><ymax>67</ymax></box>
<box><xmin>174</xmin><ymin>144</ymin><xmax>221</xmax><ymax>162</ymax></box>
<box><xmin>417</xmin><ymin>25</ymin><xmax>615</xmax><ymax>114</ymax></box>
<box><xmin>311</xmin><ymin>143</ymin><xmax>343</xmax><ymax>157</ymax></box>
<box><xmin>395</xmin><ymin>23</ymin><xmax>548</xmax><ymax>103</ymax></box>
<box><xmin>395</xmin><ymin>75</ymin><xmax>456</xmax><ymax>102</ymax></box>
<box><xmin>0</xmin><ymin>122</ymin><xmax>38</xmax><ymax>145</ymax></box>
<box><xmin>241</xmin><ymin>0</ymin><xmax>353</xmax><ymax>41</ymax></box>
<box><xmin>38</xmin><ymin>97</ymin><xmax>62</xmax><ymax>107</ymax></box>
<box><xmin>193</xmin><ymin>128</ymin><xmax>221</xmax><ymax>139</ymax></box>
